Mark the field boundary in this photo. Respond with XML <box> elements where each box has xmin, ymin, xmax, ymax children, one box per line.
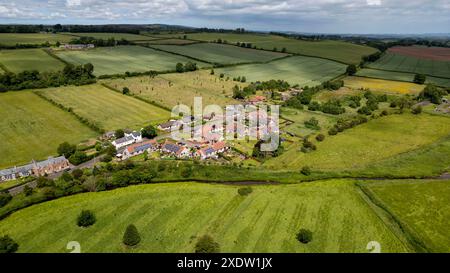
<box><xmin>42</xmin><ymin>48</ymin><xmax>71</xmax><ymax>66</ymax></box>
<box><xmin>0</xmin><ymin>61</ymin><xmax>11</xmax><ymax>73</ymax></box>
<box><xmin>140</xmin><ymin>44</ymin><xmax>216</xmax><ymax>65</ymax></box>
<box><xmin>364</xmin><ymin>66</ymin><xmax>450</xmax><ymax>80</ymax></box>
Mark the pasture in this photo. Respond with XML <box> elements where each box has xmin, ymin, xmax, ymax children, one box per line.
<box><xmin>0</xmin><ymin>33</ymin><xmax>74</xmax><ymax>46</ymax></box>
<box><xmin>136</xmin><ymin>39</ymin><xmax>199</xmax><ymax>45</ymax></box>
<box><xmin>67</xmin><ymin>33</ymin><xmax>155</xmax><ymax>41</ymax></box>
<box><xmin>0</xmin><ymin>180</ymin><xmax>410</xmax><ymax>253</ymax></box>
<box><xmin>0</xmin><ymin>48</ymin><xmax>65</xmax><ymax>73</ymax></box>
<box><xmin>0</xmin><ymin>91</ymin><xmax>97</xmax><ymax>169</ymax></box>
<box><xmin>362</xmin><ymin>179</ymin><xmax>450</xmax><ymax>252</ymax></box>
<box><xmin>54</xmin><ymin>45</ymin><xmax>209</xmax><ymax>76</ymax></box>
<box><xmin>36</xmin><ymin>84</ymin><xmax>170</xmax><ymax>131</ymax></box>
<box><xmin>281</xmin><ymin>108</ymin><xmax>338</xmax><ymax>137</ymax></box>
<box><xmin>356</xmin><ymin>69</ymin><xmax>450</xmax><ymax>87</ymax></box>
<box><xmin>264</xmin><ymin>113</ymin><xmax>450</xmax><ymax>171</ymax></box>
<box><xmin>151</xmin><ymin>43</ymin><xmax>288</xmax><ymax>64</ymax></box>
<box><xmin>216</xmin><ymin>56</ymin><xmax>347</xmax><ymax>87</ymax></box>
<box><xmin>102</xmin><ymin>70</ymin><xmax>242</xmax><ymax>108</ymax></box>
<box><xmin>344</xmin><ymin>76</ymin><xmax>425</xmax><ymax>95</ymax></box>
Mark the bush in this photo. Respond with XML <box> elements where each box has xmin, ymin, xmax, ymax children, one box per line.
<box><xmin>296</xmin><ymin>229</ymin><xmax>313</xmax><ymax>244</ymax></box>
<box><xmin>411</xmin><ymin>105</ymin><xmax>422</xmax><ymax>115</ymax></box>
<box><xmin>0</xmin><ymin>235</ymin><xmax>19</xmax><ymax>253</ymax></box>
<box><xmin>141</xmin><ymin>125</ymin><xmax>157</xmax><ymax>139</ymax></box>
<box><xmin>414</xmin><ymin>74</ymin><xmax>426</xmax><ymax>84</ymax></box>
<box><xmin>195</xmin><ymin>235</ymin><xmax>220</xmax><ymax>253</ymax></box>
<box><xmin>301</xmin><ymin>166</ymin><xmax>311</xmax><ymax>176</ymax></box>
<box><xmin>122</xmin><ymin>87</ymin><xmax>130</xmax><ymax>95</ymax></box>
<box><xmin>315</xmin><ymin>134</ymin><xmax>325</xmax><ymax>142</ymax></box>
<box><xmin>72</xmin><ymin>169</ymin><xmax>84</xmax><ymax>180</ymax></box>
<box><xmin>77</xmin><ymin>210</ymin><xmax>96</xmax><ymax>227</ymax></box>
<box><xmin>0</xmin><ymin>192</ymin><xmax>12</xmax><ymax>208</ymax></box>
<box><xmin>328</xmin><ymin>127</ymin><xmax>338</xmax><ymax>136</ymax></box>
<box><xmin>238</xmin><ymin>187</ymin><xmax>253</xmax><ymax>196</ymax></box>
<box><xmin>346</xmin><ymin>64</ymin><xmax>357</xmax><ymax>75</ymax></box>
<box><xmin>123</xmin><ymin>224</ymin><xmax>141</xmax><ymax>246</ymax></box>
<box><xmin>23</xmin><ymin>185</ymin><xmax>34</xmax><ymax>196</ymax></box>
<box><xmin>57</xmin><ymin>142</ymin><xmax>76</xmax><ymax>158</ymax></box>
<box><xmin>69</xmin><ymin>151</ymin><xmax>89</xmax><ymax>165</ymax></box>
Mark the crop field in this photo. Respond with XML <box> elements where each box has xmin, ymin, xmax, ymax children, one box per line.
<box><xmin>0</xmin><ymin>33</ymin><xmax>74</xmax><ymax>46</ymax></box>
<box><xmin>36</xmin><ymin>84</ymin><xmax>170</xmax><ymax>131</ymax></box>
<box><xmin>151</xmin><ymin>43</ymin><xmax>288</xmax><ymax>64</ymax></box>
<box><xmin>389</xmin><ymin>46</ymin><xmax>450</xmax><ymax>61</ymax></box>
<box><xmin>281</xmin><ymin>108</ymin><xmax>338</xmax><ymax>137</ymax></box>
<box><xmin>362</xmin><ymin>179</ymin><xmax>450</xmax><ymax>252</ymax></box>
<box><xmin>0</xmin><ymin>91</ymin><xmax>97</xmax><ymax>169</ymax></box>
<box><xmin>0</xmin><ymin>48</ymin><xmax>65</xmax><ymax>73</ymax></box>
<box><xmin>264</xmin><ymin>113</ymin><xmax>450</xmax><ymax>171</ymax></box>
<box><xmin>173</xmin><ymin>32</ymin><xmax>378</xmax><ymax>64</ymax></box>
<box><xmin>0</xmin><ymin>180</ymin><xmax>410</xmax><ymax>253</ymax></box>
<box><xmin>136</xmin><ymin>39</ymin><xmax>199</xmax><ymax>45</ymax></box>
<box><xmin>102</xmin><ymin>70</ymin><xmax>242</xmax><ymax>108</ymax></box>
<box><xmin>312</xmin><ymin>87</ymin><xmax>363</xmax><ymax>102</ymax></box>
<box><xmin>356</xmin><ymin>69</ymin><xmax>450</xmax><ymax>87</ymax></box>
<box><xmin>216</xmin><ymin>56</ymin><xmax>346</xmax><ymax>86</ymax></box>
<box><xmin>344</xmin><ymin>76</ymin><xmax>425</xmax><ymax>95</ymax></box>
<box><xmin>67</xmin><ymin>32</ymin><xmax>156</xmax><ymax>41</ymax></box>
<box><xmin>366</xmin><ymin>51</ymin><xmax>450</xmax><ymax>79</ymax></box>
<box><xmin>54</xmin><ymin>45</ymin><xmax>209</xmax><ymax>76</ymax></box>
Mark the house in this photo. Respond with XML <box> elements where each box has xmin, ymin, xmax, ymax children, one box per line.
<box><xmin>196</xmin><ymin>141</ymin><xmax>228</xmax><ymax>160</ymax></box>
<box><xmin>158</xmin><ymin>120</ymin><xmax>177</xmax><ymax>131</ymax></box>
<box><xmin>121</xmin><ymin>140</ymin><xmax>157</xmax><ymax>159</ymax></box>
<box><xmin>247</xmin><ymin>95</ymin><xmax>266</xmax><ymax>105</ymax></box>
<box><xmin>112</xmin><ymin>131</ymin><xmax>142</xmax><ymax>149</ymax></box>
<box><xmin>161</xmin><ymin>141</ymin><xmax>182</xmax><ymax>155</ymax></box>
<box><xmin>197</xmin><ymin>146</ymin><xmax>216</xmax><ymax>160</ymax></box>
<box><xmin>176</xmin><ymin>146</ymin><xmax>192</xmax><ymax>158</ymax></box>
<box><xmin>0</xmin><ymin>156</ymin><xmax>70</xmax><ymax>182</ymax></box>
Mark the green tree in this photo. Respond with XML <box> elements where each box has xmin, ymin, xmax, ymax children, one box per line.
<box><xmin>301</xmin><ymin>166</ymin><xmax>311</xmax><ymax>176</ymax></box>
<box><xmin>72</xmin><ymin>169</ymin><xmax>84</xmax><ymax>180</ymax></box>
<box><xmin>411</xmin><ymin>105</ymin><xmax>422</xmax><ymax>115</ymax></box>
<box><xmin>123</xmin><ymin>224</ymin><xmax>141</xmax><ymax>246</ymax></box>
<box><xmin>57</xmin><ymin>142</ymin><xmax>76</xmax><ymax>158</ymax></box>
<box><xmin>115</xmin><ymin>129</ymin><xmax>125</xmax><ymax>138</ymax></box>
<box><xmin>176</xmin><ymin>62</ymin><xmax>184</xmax><ymax>73</ymax></box>
<box><xmin>0</xmin><ymin>192</ymin><xmax>12</xmax><ymax>207</ymax></box>
<box><xmin>77</xmin><ymin>210</ymin><xmax>96</xmax><ymax>227</ymax></box>
<box><xmin>195</xmin><ymin>235</ymin><xmax>220</xmax><ymax>253</ymax></box>
<box><xmin>414</xmin><ymin>74</ymin><xmax>426</xmax><ymax>84</ymax></box>
<box><xmin>141</xmin><ymin>125</ymin><xmax>157</xmax><ymax>139</ymax></box>
<box><xmin>23</xmin><ymin>185</ymin><xmax>34</xmax><ymax>196</ymax></box>
<box><xmin>238</xmin><ymin>187</ymin><xmax>253</xmax><ymax>196</ymax></box>
<box><xmin>296</xmin><ymin>229</ymin><xmax>313</xmax><ymax>244</ymax></box>
<box><xmin>122</xmin><ymin>87</ymin><xmax>130</xmax><ymax>95</ymax></box>
<box><xmin>69</xmin><ymin>151</ymin><xmax>89</xmax><ymax>165</ymax></box>
<box><xmin>346</xmin><ymin>64</ymin><xmax>357</xmax><ymax>75</ymax></box>
<box><xmin>0</xmin><ymin>235</ymin><xmax>19</xmax><ymax>253</ymax></box>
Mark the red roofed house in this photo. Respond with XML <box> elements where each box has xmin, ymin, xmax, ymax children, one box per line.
<box><xmin>121</xmin><ymin>140</ymin><xmax>157</xmax><ymax>160</ymax></box>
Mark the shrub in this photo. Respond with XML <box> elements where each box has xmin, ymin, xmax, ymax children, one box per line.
<box><xmin>411</xmin><ymin>105</ymin><xmax>422</xmax><ymax>115</ymax></box>
<box><xmin>122</xmin><ymin>87</ymin><xmax>130</xmax><ymax>95</ymax></box>
<box><xmin>315</xmin><ymin>134</ymin><xmax>325</xmax><ymax>142</ymax></box>
<box><xmin>328</xmin><ymin>127</ymin><xmax>338</xmax><ymax>136</ymax></box>
<box><xmin>346</xmin><ymin>64</ymin><xmax>357</xmax><ymax>75</ymax></box>
<box><xmin>23</xmin><ymin>185</ymin><xmax>34</xmax><ymax>196</ymax></box>
<box><xmin>238</xmin><ymin>187</ymin><xmax>253</xmax><ymax>196</ymax></box>
<box><xmin>141</xmin><ymin>125</ymin><xmax>157</xmax><ymax>139</ymax></box>
<box><xmin>0</xmin><ymin>235</ymin><xmax>19</xmax><ymax>253</ymax></box>
<box><xmin>300</xmin><ymin>166</ymin><xmax>311</xmax><ymax>176</ymax></box>
<box><xmin>0</xmin><ymin>192</ymin><xmax>12</xmax><ymax>208</ymax></box>
<box><xmin>69</xmin><ymin>151</ymin><xmax>89</xmax><ymax>165</ymax></box>
<box><xmin>195</xmin><ymin>235</ymin><xmax>220</xmax><ymax>253</ymax></box>
<box><xmin>77</xmin><ymin>210</ymin><xmax>96</xmax><ymax>227</ymax></box>
<box><xmin>72</xmin><ymin>169</ymin><xmax>84</xmax><ymax>180</ymax></box>
<box><xmin>304</xmin><ymin>117</ymin><xmax>320</xmax><ymax>130</ymax></box>
<box><xmin>123</xmin><ymin>224</ymin><xmax>141</xmax><ymax>247</ymax></box>
<box><xmin>414</xmin><ymin>74</ymin><xmax>426</xmax><ymax>84</ymax></box>
<box><xmin>296</xmin><ymin>229</ymin><xmax>313</xmax><ymax>244</ymax></box>
<box><xmin>57</xmin><ymin>142</ymin><xmax>76</xmax><ymax>158</ymax></box>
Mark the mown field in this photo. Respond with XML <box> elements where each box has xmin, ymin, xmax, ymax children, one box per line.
<box><xmin>344</xmin><ymin>76</ymin><xmax>425</xmax><ymax>95</ymax></box>
<box><xmin>67</xmin><ymin>33</ymin><xmax>156</xmax><ymax>41</ymax></box>
<box><xmin>103</xmin><ymin>70</ymin><xmax>242</xmax><ymax>108</ymax></box>
<box><xmin>216</xmin><ymin>56</ymin><xmax>346</xmax><ymax>86</ymax></box>
<box><xmin>356</xmin><ymin>68</ymin><xmax>450</xmax><ymax>87</ymax></box>
<box><xmin>0</xmin><ymin>180</ymin><xmax>410</xmax><ymax>253</ymax></box>
<box><xmin>151</xmin><ymin>43</ymin><xmax>288</xmax><ymax>64</ymax></box>
<box><xmin>264</xmin><ymin>113</ymin><xmax>450</xmax><ymax>171</ymax></box>
<box><xmin>0</xmin><ymin>33</ymin><xmax>74</xmax><ymax>46</ymax></box>
<box><xmin>36</xmin><ymin>84</ymin><xmax>170</xmax><ymax>131</ymax></box>
<box><xmin>0</xmin><ymin>91</ymin><xmax>97</xmax><ymax>169</ymax></box>
<box><xmin>172</xmin><ymin>32</ymin><xmax>378</xmax><ymax>64</ymax></box>
<box><xmin>362</xmin><ymin>179</ymin><xmax>450</xmax><ymax>252</ymax></box>
<box><xmin>0</xmin><ymin>48</ymin><xmax>65</xmax><ymax>73</ymax></box>
<box><xmin>54</xmin><ymin>45</ymin><xmax>209</xmax><ymax>76</ymax></box>
<box><xmin>366</xmin><ymin>52</ymin><xmax>450</xmax><ymax>79</ymax></box>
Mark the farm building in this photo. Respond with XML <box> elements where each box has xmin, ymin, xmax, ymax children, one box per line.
<box><xmin>0</xmin><ymin>156</ymin><xmax>70</xmax><ymax>182</ymax></box>
<box><xmin>60</xmin><ymin>44</ymin><xmax>95</xmax><ymax>50</ymax></box>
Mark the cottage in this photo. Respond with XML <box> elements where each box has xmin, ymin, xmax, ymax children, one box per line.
<box><xmin>121</xmin><ymin>140</ymin><xmax>157</xmax><ymax>159</ymax></box>
<box><xmin>247</xmin><ymin>95</ymin><xmax>266</xmax><ymax>105</ymax></box>
<box><xmin>158</xmin><ymin>120</ymin><xmax>177</xmax><ymax>131</ymax></box>
<box><xmin>0</xmin><ymin>156</ymin><xmax>70</xmax><ymax>182</ymax></box>
<box><xmin>161</xmin><ymin>141</ymin><xmax>182</xmax><ymax>155</ymax></box>
<box><xmin>112</xmin><ymin>131</ymin><xmax>142</xmax><ymax>149</ymax></box>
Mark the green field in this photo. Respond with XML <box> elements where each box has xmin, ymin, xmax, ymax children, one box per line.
<box><xmin>264</xmin><ymin>113</ymin><xmax>450</xmax><ymax>171</ymax></box>
<box><xmin>151</xmin><ymin>43</ymin><xmax>288</xmax><ymax>64</ymax></box>
<box><xmin>281</xmin><ymin>108</ymin><xmax>338</xmax><ymax>137</ymax></box>
<box><xmin>0</xmin><ymin>180</ymin><xmax>410</xmax><ymax>253</ymax></box>
<box><xmin>356</xmin><ymin>69</ymin><xmax>450</xmax><ymax>87</ymax></box>
<box><xmin>0</xmin><ymin>33</ymin><xmax>74</xmax><ymax>46</ymax></box>
<box><xmin>54</xmin><ymin>45</ymin><xmax>209</xmax><ymax>76</ymax></box>
<box><xmin>67</xmin><ymin>33</ymin><xmax>156</xmax><ymax>41</ymax></box>
<box><xmin>136</xmin><ymin>39</ymin><xmax>199</xmax><ymax>45</ymax></box>
<box><xmin>36</xmin><ymin>84</ymin><xmax>170</xmax><ymax>131</ymax></box>
<box><xmin>0</xmin><ymin>48</ymin><xmax>65</xmax><ymax>73</ymax></box>
<box><xmin>216</xmin><ymin>56</ymin><xmax>346</xmax><ymax>86</ymax></box>
<box><xmin>344</xmin><ymin>76</ymin><xmax>425</xmax><ymax>95</ymax></box>
<box><xmin>0</xmin><ymin>91</ymin><xmax>97</xmax><ymax>169</ymax></box>
<box><xmin>362</xmin><ymin>180</ymin><xmax>450</xmax><ymax>252</ymax></box>
<box><xmin>102</xmin><ymin>70</ymin><xmax>242</xmax><ymax>108</ymax></box>
<box><xmin>175</xmin><ymin>32</ymin><xmax>378</xmax><ymax>64</ymax></box>
<box><xmin>367</xmin><ymin>52</ymin><xmax>450</xmax><ymax>79</ymax></box>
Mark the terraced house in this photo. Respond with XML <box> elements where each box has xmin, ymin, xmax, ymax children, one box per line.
<box><xmin>0</xmin><ymin>156</ymin><xmax>70</xmax><ymax>182</ymax></box>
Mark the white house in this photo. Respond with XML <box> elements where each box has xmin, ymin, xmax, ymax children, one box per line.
<box><xmin>112</xmin><ymin>131</ymin><xmax>142</xmax><ymax>149</ymax></box>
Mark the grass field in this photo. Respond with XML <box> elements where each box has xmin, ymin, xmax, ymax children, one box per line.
<box><xmin>216</xmin><ymin>56</ymin><xmax>346</xmax><ymax>87</ymax></box>
<box><xmin>0</xmin><ymin>180</ymin><xmax>410</xmax><ymax>253</ymax></box>
<box><xmin>356</xmin><ymin>69</ymin><xmax>450</xmax><ymax>87</ymax></box>
<box><xmin>136</xmin><ymin>39</ymin><xmax>199</xmax><ymax>45</ymax></box>
<box><xmin>36</xmin><ymin>84</ymin><xmax>170</xmax><ymax>131</ymax></box>
<box><xmin>362</xmin><ymin>179</ymin><xmax>450</xmax><ymax>252</ymax></box>
<box><xmin>344</xmin><ymin>76</ymin><xmax>425</xmax><ymax>95</ymax></box>
<box><xmin>151</xmin><ymin>43</ymin><xmax>288</xmax><ymax>64</ymax></box>
<box><xmin>175</xmin><ymin>33</ymin><xmax>378</xmax><ymax>64</ymax></box>
<box><xmin>0</xmin><ymin>48</ymin><xmax>65</xmax><ymax>73</ymax></box>
<box><xmin>54</xmin><ymin>45</ymin><xmax>209</xmax><ymax>76</ymax></box>
<box><xmin>367</xmin><ymin>52</ymin><xmax>450</xmax><ymax>79</ymax></box>
<box><xmin>67</xmin><ymin>33</ymin><xmax>156</xmax><ymax>41</ymax></box>
<box><xmin>264</xmin><ymin>113</ymin><xmax>450</xmax><ymax>171</ymax></box>
<box><xmin>102</xmin><ymin>70</ymin><xmax>242</xmax><ymax>108</ymax></box>
<box><xmin>0</xmin><ymin>33</ymin><xmax>74</xmax><ymax>46</ymax></box>
<box><xmin>281</xmin><ymin>108</ymin><xmax>338</xmax><ymax>137</ymax></box>
<box><xmin>0</xmin><ymin>91</ymin><xmax>97</xmax><ymax>169</ymax></box>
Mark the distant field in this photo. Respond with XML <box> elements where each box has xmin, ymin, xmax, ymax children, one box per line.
<box><xmin>362</xmin><ymin>179</ymin><xmax>450</xmax><ymax>252</ymax></box>
<box><xmin>0</xmin><ymin>48</ymin><xmax>65</xmax><ymax>73</ymax></box>
<box><xmin>103</xmin><ymin>70</ymin><xmax>241</xmax><ymax>108</ymax></box>
<box><xmin>216</xmin><ymin>56</ymin><xmax>346</xmax><ymax>86</ymax></box>
<box><xmin>356</xmin><ymin>69</ymin><xmax>450</xmax><ymax>87</ymax></box>
<box><xmin>264</xmin><ymin>113</ymin><xmax>450</xmax><ymax>171</ymax></box>
<box><xmin>177</xmin><ymin>32</ymin><xmax>378</xmax><ymax>64</ymax></box>
<box><xmin>344</xmin><ymin>76</ymin><xmax>425</xmax><ymax>95</ymax></box>
<box><xmin>389</xmin><ymin>46</ymin><xmax>450</xmax><ymax>61</ymax></box>
<box><xmin>54</xmin><ymin>45</ymin><xmax>209</xmax><ymax>76</ymax></box>
<box><xmin>0</xmin><ymin>91</ymin><xmax>97</xmax><ymax>169</ymax></box>
<box><xmin>136</xmin><ymin>39</ymin><xmax>199</xmax><ymax>45</ymax></box>
<box><xmin>67</xmin><ymin>33</ymin><xmax>156</xmax><ymax>41</ymax></box>
<box><xmin>312</xmin><ymin>87</ymin><xmax>362</xmax><ymax>102</ymax></box>
<box><xmin>151</xmin><ymin>43</ymin><xmax>288</xmax><ymax>64</ymax></box>
<box><xmin>36</xmin><ymin>84</ymin><xmax>170</xmax><ymax>131</ymax></box>
<box><xmin>366</xmin><ymin>50</ymin><xmax>450</xmax><ymax>79</ymax></box>
<box><xmin>0</xmin><ymin>33</ymin><xmax>74</xmax><ymax>46</ymax></box>
<box><xmin>0</xmin><ymin>180</ymin><xmax>409</xmax><ymax>253</ymax></box>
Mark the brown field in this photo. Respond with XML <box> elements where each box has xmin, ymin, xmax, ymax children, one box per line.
<box><xmin>389</xmin><ymin>46</ymin><xmax>450</xmax><ymax>61</ymax></box>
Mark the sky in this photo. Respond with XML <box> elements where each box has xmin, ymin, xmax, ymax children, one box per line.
<box><xmin>0</xmin><ymin>0</ymin><xmax>449</xmax><ymax>34</ymax></box>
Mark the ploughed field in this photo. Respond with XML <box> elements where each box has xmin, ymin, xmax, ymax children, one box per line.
<box><xmin>0</xmin><ymin>33</ymin><xmax>74</xmax><ymax>46</ymax></box>
<box><xmin>0</xmin><ymin>180</ymin><xmax>410</xmax><ymax>253</ymax></box>
<box><xmin>0</xmin><ymin>48</ymin><xmax>65</xmax><ymax>73</ymax></box>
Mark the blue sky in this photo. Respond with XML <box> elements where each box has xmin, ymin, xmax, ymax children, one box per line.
<box><xmin>0</xmin><ymin>0</ymin><xmax>449</xmax><ymax>34</ymax></box>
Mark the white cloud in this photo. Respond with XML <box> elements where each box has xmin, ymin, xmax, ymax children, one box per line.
<box><xmin>367</xmin><ymin>0</ymin><xmax>382</xmax><ymax>6</ymax></box>
<box><xmin>66</xmin><ymin>0</ymin><xmax>81</xmax><ymax>7</ymax></box>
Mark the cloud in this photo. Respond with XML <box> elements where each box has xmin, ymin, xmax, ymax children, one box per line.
<box><xmin>66</xmin><ymin>0</ymin><xmax>81</xmax><ymax>7</ymax></box>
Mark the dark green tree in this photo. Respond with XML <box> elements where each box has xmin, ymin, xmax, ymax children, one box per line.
<box><xmin>414</xmin><ymin>74</ymin><xmax>426</xmax><ymax>84</ymax></box>
<box><xmin>0</xmin><ymin>235</ymin><xmax>19</xmax><ymax>253</ymax></box>
<box><xmin>123</xmin><ymin>224</ymin><xmax>141</xmax><ymax>246</ymax></box>
<box><xmin>141</xmin><ymin>125</ymin><xmax>157</xmax><ymax>139</ymax></box>
<box><xmin>195</xmin><ymin>235</ymin><xmax>220</xmax><ymax>253</ymax></box>
<box><xmin>77</xmin><ymin>210</ymin><xmax>96</xmax><ymax>227</ymax></box>
<box><xmin>346</xmin><ymin>64</ymin><xmax>357</xmax><ymax>75</ymax></box>
<box><xmin>57</xmin><ymin>142</ymin><xmax>76</xmax><ymax>158</ymax></box>
<box><xmin>296</xmin><ymin>229</ymin><xmax>313</xmax><ymax>244</ymax></box>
